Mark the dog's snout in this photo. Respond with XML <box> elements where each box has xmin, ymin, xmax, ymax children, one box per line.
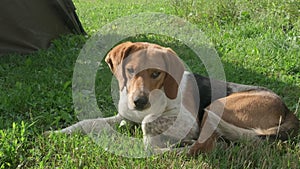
<box><xmin>133</xmin><ymin>95</ymin><xmax>149</xmax><ymax>110</ymax></box>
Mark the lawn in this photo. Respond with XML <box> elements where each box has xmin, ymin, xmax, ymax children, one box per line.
<box><xmin>0</xmin><ymin>0</ymin><xmax>299</xmax><ymax>168</ymax></box>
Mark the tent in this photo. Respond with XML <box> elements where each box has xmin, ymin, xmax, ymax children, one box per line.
<box><xmin>0</xmin><ymin>0</ymin><xmax>86</xmax><ymax>55</ymax></box>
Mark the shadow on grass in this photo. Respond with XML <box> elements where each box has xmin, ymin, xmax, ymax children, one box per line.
<box><xmin>0</xmin><ymin>35</ymin><xmax>299</xmax><ymax>129</ymax></box>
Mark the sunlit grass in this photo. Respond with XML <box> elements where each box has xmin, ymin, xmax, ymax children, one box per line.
<box><xmin>0</xmin><ymin>0</ymin><xmax>299</xmax><ymax>168</ymax></box>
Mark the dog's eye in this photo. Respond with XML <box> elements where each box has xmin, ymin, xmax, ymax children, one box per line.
<box><xmin>127</xmin><ymin>68</ymin><xmax>134</xmax><ymax>74</ymax></box>
<box><xmin>151</xmin><ymin>71</ymin><xmax>161</xmax><ymax>79</ymax></box>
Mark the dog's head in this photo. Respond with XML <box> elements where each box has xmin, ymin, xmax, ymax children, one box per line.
<box><xmin>105</xmin><ymin>41</ymin><xmax>185</xmax><ymax>111</ymax></box>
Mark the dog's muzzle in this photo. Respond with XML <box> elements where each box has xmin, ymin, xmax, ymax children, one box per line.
<box><xmin>133</xmin><ymin>93</ymin><xmax>150</xmax><ymax>110</ymax></box>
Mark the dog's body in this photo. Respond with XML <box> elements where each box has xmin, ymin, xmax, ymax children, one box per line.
<box><xmin>54</xmin><ymin>42</ymin><xmax>299</xmax><ymax>156</ymax></box>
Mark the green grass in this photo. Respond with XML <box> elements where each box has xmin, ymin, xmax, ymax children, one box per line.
<box><xmin>1</xmin><ymin>0</ymin><xmax>299</xmax><ymax>168</ymax></box>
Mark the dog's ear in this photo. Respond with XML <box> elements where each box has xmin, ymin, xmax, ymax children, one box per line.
<box><xmin>105</xmin><ymin>41</ymin><xmax>135</xmax><ymax>90</ymax></box>
<box><xmin>105</xmin><ymin>41</ymin><xmax>133</xmax><ymax>73</ymax></box>
<box><xmin>163</xmin><ymin>48</ymin><xmax>185</xmax><ymax>99</ymax></box>
<box><xmin>164</xmin><ymin>75</ymin><xmax>179</xmax><ymax>99</ymax></box>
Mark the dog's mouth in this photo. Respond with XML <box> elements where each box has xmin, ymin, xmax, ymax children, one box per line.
<box><xmin>134</xmin><ymin>105</ymin><xmax>151</xmax><ymax>111</ymax></box>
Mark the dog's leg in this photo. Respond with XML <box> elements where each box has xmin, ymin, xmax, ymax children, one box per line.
<box><xmin>188</xmin><ymin>132</ymin><xmax>219</xmax><ymax>156</ymax></box>
<box><xmin>51</xmin><ymin>114</ymin><xmax>125</xmax><ymax>135</ymax></box>
<box><xmin>187</xmin><ymin>110</ymin><xmax>219</xmax><ymax>156</ymax></box>
<box><xmin>142</xmin><ymin>109</ymin><xmax>199</xmax><ymax>154</ymax></box>
<box><xmin>142</xmin><ymin>114</ymin><xmax>177</xmax><ymax>150</ymax></box>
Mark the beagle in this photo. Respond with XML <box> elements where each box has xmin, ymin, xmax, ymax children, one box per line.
<box><xmin>54</xmin><ymin>41</ymin><xmax>299</xmax><ymax>156</ymax></box>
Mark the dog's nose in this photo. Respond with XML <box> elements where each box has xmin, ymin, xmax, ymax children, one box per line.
<box><xmin>133</xmin><ymin>96</ymin><xmax>149</xmax><ymax>110</ymax></box>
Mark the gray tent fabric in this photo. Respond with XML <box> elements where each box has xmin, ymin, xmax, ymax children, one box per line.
<box><xmin>0</xmin><ymin>0</ymin><xmax>86</xmax><ymax>55</ymax></box>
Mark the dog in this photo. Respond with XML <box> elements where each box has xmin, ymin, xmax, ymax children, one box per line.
<box><xmin>52</xmin><ymin>41</ymin><xmax>299</xmax><ymax>156</ymax></box>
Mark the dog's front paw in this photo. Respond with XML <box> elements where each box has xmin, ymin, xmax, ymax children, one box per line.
<box><xmin>43</xmin><ymin>130</ymin><xmax>52</xmax><ymax>137</ymax></box>
<box><xmin>43</xmin><ymin>129</ymin><xmax>62</xmax><ymax>137</ymax></box>
<box><xmin>43</xmin><ymin>130</ymin><xmax>57</xmax><ymax>137</ymax></box>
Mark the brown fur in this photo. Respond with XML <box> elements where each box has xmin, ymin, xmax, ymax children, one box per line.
<box><xmin>188</xmin><ymin>90</ymin><xmax>299</xmax><ymax>155</ymax></box>
<box><xmin>105</xmin><ymin>42</ymin><xmax>185</xmax><ymax>100</ymax></box>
